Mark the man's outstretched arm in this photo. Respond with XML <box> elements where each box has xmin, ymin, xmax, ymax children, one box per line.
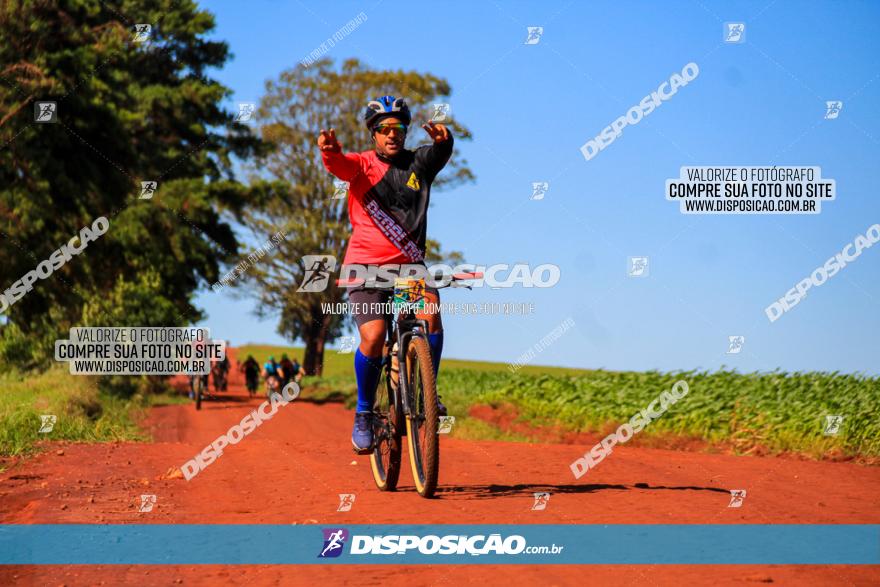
<box><xmin>419</xmin><ymin>121</ymin><xmax>454</xmax><ymax>178</ymax></box>
<box><xmin>318</xmin><ymin>128</ymin><xmax>362</xmax><ymax>181</ymax></box>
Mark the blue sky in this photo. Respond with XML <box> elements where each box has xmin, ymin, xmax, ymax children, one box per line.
<box><xmin>195</xmin><ymin>0</ymin><xmax>880</xmax><ymax>375</ymax></box>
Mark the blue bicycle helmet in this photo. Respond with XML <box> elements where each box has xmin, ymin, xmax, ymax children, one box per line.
<box><xmin>363</xmin><ymin>95</ymin><xmax>411</xmax><ymax>130</ymax></box>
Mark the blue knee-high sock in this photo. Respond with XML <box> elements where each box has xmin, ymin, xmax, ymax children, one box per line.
<box><xmin>428</xmin><ymin>330</ymin><xmax>443</xmax><ymax>376</ymax></box>
<box><xmin>355</xmin><ymin>348</ymin><xmax>383</xmax><ymax>412</ymax></box>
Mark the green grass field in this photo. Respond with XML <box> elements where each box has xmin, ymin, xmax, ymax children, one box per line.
<box><xmin>0</xmin><ymin>368</ymin><xmax>187</xmax><ymax>460</ymax></box>
<box><xmin>241</xmin><ymin>344</ymin><xmax>880</xmax><ymax>460</ymax></box>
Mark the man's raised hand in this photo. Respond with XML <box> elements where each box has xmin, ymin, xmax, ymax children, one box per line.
<box><xmin>318</xmin><ymin>128</ymin><xmax>342</xmax><ymax>152</ymax></box>
<box><xmin>421</xmin><ymin>121</ymin><xmax>450</xmax><ymax>143</ymax></box>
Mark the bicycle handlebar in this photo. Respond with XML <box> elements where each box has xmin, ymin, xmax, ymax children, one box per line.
<box><xmin>336</xmin><ymin>272</ymin><xmax>483</xmax><ymax>290</ymax></box>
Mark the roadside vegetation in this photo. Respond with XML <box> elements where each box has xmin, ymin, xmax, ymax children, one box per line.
<box><xmin>3</xmin><ymin>345</ymin><xmax>875</xmax><ymax>461</ymax></box>
<box><xmin>242</xmin><ymin>344</ymin><xmax>880</xmax><ymax>461</ymax></box>
<box><xmin>0</xmin><ymin>367</ymin><xmax>186</xmax><ymax>460</ymax></box>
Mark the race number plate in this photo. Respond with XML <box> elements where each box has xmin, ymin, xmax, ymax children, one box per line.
<box><xmin>393</xmin><ymin>278</ymin><xmax>426</xmax><ymax>312</ymax></box>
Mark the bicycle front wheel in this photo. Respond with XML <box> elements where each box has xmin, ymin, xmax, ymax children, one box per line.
<box><xmin>404</xmin><ymin>337</ymin><xmax>439</xmax><ymax>498</ymax></box>
<box><xmin>370</xmin><ymin>360</ymin><xmax>402</xmax><ymax>491</ymax></box>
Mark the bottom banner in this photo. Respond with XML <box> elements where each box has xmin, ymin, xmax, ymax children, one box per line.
<box><xmin>1</xmin><ymin>524</ymin><xmax>877</xmax><ymax>564</ymax></box>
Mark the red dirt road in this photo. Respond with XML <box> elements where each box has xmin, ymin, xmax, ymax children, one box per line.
<box><xmin>2</xmin><ymin>354</ymin><xmax>879</xmax><ymax>586</ymax></box>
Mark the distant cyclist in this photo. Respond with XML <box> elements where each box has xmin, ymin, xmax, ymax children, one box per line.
<box><xmin>279</xmin><ymin>354</ymin><xmax>295</xmax><ymax>388</ymax></box>
<box><xmin>212</xmin><ymin>354</ymin><xmax>230</xmax><ymax>392</ymax></box>
<box><xmin>291</xmin><ymin>357</ymin><xmax>303</xmax><ymax>382</ymax></box>
<box><xmin>189</xmin><ymin>372</ymin><xmax>208</xmax><ymax>399</ymax></box>
<box><xmin>318</xmin><ymin>95</ymin><xmax>452</xmax><ymax>452</ymax></box>
<box><xmin>263</xmin><ymin>355</ymin><xmax>282</xmax><ymax>395</ymax></box>
<box><xmin>240</xmin><ymin>355</ymin><xmax>260</xmax><ymax>397</ymax></box>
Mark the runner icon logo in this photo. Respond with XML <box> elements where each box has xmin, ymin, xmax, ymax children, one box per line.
<box><xmin>318</xmin><ymin>528</ymin><xmax>349</xmax><ymax>558</ymax></box>
<box><xmin>525</xmin><ymin>26</ymin><xmax>543</xmax><ymax>45</ymax></box>
<box><xmin>139</xmin><ymin>494</ymin><xmax>157</xmax><ymax>512</ymax></box>
<box><xmin>727</xmin><ymin>335</ymin><xmax>745</xmax><ymax>354</ymax></box>
<box><xmin>824</xmin><ymin>101</ymin><xmax>843</xmax><ymax>120</ymax></box>
<box><xmin>332</xmin><ymin>179</ymin><xmax>349</xmax><ymax>200</ymax></box>
<box><xmin>132</xmin><ymin>24</ymin><xmax>152</xmax><ymax>44</ymax></box>
<box><xmin>34</xmin><ymin>102</ymin><xmax>57</xmax><ymax>123</ymax></box>
<box><xmin>337</xmin><ymin>336</ymin><xmax>356</xmax><ymax>354</ymax></box>
<box><xmin>531</xmin><ymin>182</ymin><xmax>549</xmax><ymax>201</ymax></box>
<box><xmin>724</xmin><ymin>23</ymin><xmax>745</xmax><ymax>43</ymax></box>
<box><xmin>531</xmin><ymin>492</ymin><xmax>550</xmax><ymax>511</ymax></box>
<box><xmin>628</xmin><ymin>256</ymin><xmax>649</xmax><ymax>277</ymax></box>
<box><xmin>140</xmin><ymin>181</ymin><xmax>157</xmax><ymax>200</ymax></box>
<box><xmin>431</xmin><ymin>103</ymin><xmax>451</xmax><ymax>123</ymax></box>
<box><xmin>236</xmin><ymin>103</ymin><xmax>256</xmax><ymax>123</ymax></box>
<box><xmin>337</xmin><ymin>494</ymin><xmax>356</xmax><ymax>512</ymax></box>
<box><xmin>297</xmin><ymin>255</ymin><xmax>337</xmax><ymax>292</ymax></box>
<box><xmin>824</xmin><ymin>415</ymin><xmax>843</xmax><ymax>436</ymax></box>
<box><xmin>438</xmin><ymin>416</ymin><xmax>455</xmax><ymax>434</ymax></box>
<box><xmin>728</xmin><ymin>489</ymin><xmax>746</xmax><ymax>508</ymax></box>
<box><xmin>38</xmin><ymin>415</ymin><xmax>57</xmax><ymax>433</ymax></box>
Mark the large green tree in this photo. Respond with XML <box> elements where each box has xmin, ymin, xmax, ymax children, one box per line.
<box><xmin>238</xmin><ymin>57</ymin><xmax>474</xmax><ymax>375</ymax></box>
<box><xmin>0</xmin><ymin>0</ymin><xmax>262</xmax><ymax>368</ymax></box>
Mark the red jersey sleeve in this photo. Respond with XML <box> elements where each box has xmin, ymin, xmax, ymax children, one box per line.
<box><xmin>321</xmin><ymin>149</ymin><xmax>364</xmax><ymax>182</ymax></box>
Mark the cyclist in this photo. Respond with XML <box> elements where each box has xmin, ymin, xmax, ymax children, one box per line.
<box><xmin>212</xmin><ymin>354</ymin><xmax>230</xmax><ymax>392</ymax></box>
<box><xmin>279</xmin><ymin>354</ymin><xmax>295</xmax><ymax>388</ymax></box>
<box><xmin>318</xmin><ymin>95</ymin><xmax>452</xmax><ymax>452</ymax></box>
<box><xmin>189</xmin><ymin>372</ymin><xmax>208</xmax><ymax>399</ymax></box>
<box><xmin>240</xmin><ymin>354</ymin><xmax>260</xmax><ymax>396</ymax></box>
<box><xmin>189</xmin><ymin>338</ymin><xmax>209</xmax><ymax>397</ymax></box>
<box><xmin>290</xmin><ymin>357</ymin><xmax>303</xmax><ymax>383</ymax></box>
<box><xmin>263</xmin><ymin>355</ymin><xmax>282</xmax><ymax>395</ymax></box>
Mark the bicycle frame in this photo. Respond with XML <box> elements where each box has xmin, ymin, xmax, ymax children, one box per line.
<box><xmin>385</xmin><ymin>313</ymin><xmax>430</xmax><ymax>418</ymax></box>
<box><xmin>338</xmin><ymin>270</ymin><xmax>483</xmax><ymax>427</ymax></box>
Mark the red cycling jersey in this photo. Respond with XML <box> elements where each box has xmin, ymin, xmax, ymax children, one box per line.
<box><xmin>321</xmin><ymin>136</ymin><xmax>453</xmax><ymax>265</ymax></box>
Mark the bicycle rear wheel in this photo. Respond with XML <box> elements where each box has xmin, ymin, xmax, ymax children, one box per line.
<box><xmin>370</xmin><ymin>359</ymin><xmax>402</xmax><ymax>491</ymax></box>
<box><xmin>404</xmin><ymin>337</ymin><xmax>439</xmax><ymax>497</ymax></box>
<box><xmin>194</xmin><ymin>377</ymin><xmax>203</xmax><ymax>410</ymax></box>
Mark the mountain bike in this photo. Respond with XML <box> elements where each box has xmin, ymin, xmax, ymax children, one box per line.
<box><xmin>212</xmin><ymin>365</ymin><xmax>228</xmax><ymax>392</ymax></box>
<box><xmin>191</xmin><ymin>373</ymin><xmax>208</xmax><ymax>410</ymax></box>
<box><xmin>339</xmin><ymin>271</ymin><xmax>481</xmax><ymax>498</ymax></box>
<box><xmin>245</xmin><ymin>372</ymin><xmax>258</xmax><ymax>397</ymax></box>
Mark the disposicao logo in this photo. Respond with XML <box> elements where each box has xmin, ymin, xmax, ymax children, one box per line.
<box><xmin>318</xmin><ymin>528</ymin><xmax>349</xmax><ymax>558</ymax></box>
